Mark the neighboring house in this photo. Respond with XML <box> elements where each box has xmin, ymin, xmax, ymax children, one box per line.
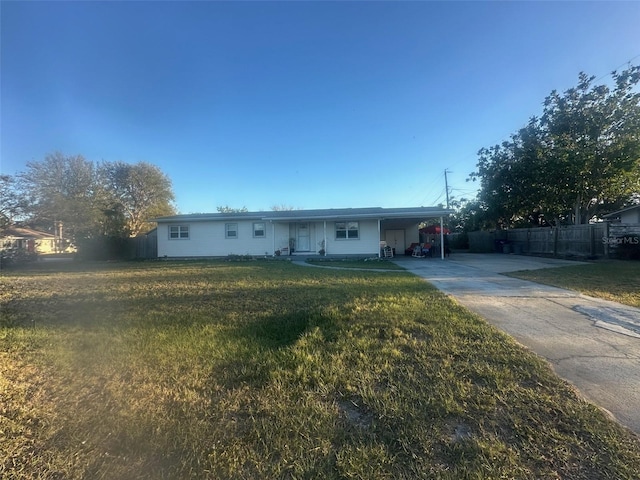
<box><xmin>603</xmin><ymin>204</ymin><xmax>640</xmax><ymax>224</ymax></box>
<box><xmin>603</xmin><ymin>205</ymin><xmax>640</xmax><ymax>259</ymax></box>
<box><xmin>0</xmin><ymin>226</ymin><xmax>58</xmax><ymax>254</ymax></box>
<box><xmin>155</xmin><ymin>206</ymin><xmax>452</xmax><ymax>258</ymax></box>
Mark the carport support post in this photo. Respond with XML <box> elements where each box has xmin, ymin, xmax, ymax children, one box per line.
<box><xmin>377</xmin><ymin>219</ymin><xmax>381</xmax><ymax>258</ymax></box>
<box><xmin>440</xmin><ymin>216</ymin><xmax>445</xmax><ymax>259</ymax></box>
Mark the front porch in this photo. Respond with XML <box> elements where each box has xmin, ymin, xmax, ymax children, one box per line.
<box><xmin>271</xmin><ymin>215</ymin><xmax>449</xmax><ymax>259</ymax></box>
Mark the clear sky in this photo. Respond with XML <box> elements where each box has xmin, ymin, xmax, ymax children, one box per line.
<box><xmin>2</xmin><ymin>1</ymin><xmax>639</xmax><ymax>214</ymax></box>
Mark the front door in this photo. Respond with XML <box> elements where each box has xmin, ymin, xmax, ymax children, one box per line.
<box><xmin>297</xmin><ymin>223</ymin><xmax>310</xmax><ymax>251</ymax></box>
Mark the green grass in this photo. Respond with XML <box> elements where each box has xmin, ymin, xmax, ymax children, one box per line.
<box><xmin>507</xmin><ymin>260</ymin><xmax>640</xmax><ymax>308</ymax></box>
<box><xmin>306</xmin><ymin>258</ymin><xmax>405</xmax><ymax>270</ymax></box>
<box><xmin>2</xmin><ymin>260</ymin><xmax>640</xmax><ymax>479</ymax></box>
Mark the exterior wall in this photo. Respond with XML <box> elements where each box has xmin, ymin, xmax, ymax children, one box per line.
<box><xmin>158</xmin><ymin>220</ymin><xmax>275</xmax><ymax>257</ymax></box>
<box><xmin>274</xmin><ymin>222</ymin><xmax>290</xmax><ymax>254</ymax></box>
<box><xmin>325</xmin><ymin>219</ymin><xmax>380</xmax><ymax>256</ymax></box>
<box><xmin>157</xmin><ymin>218</ymin><xmax>383</xmax><ymax>257</ymax></box>
<box><xmin>382</xmin><ymin>226</ymin><xmax>419</xmax><ymax>251</ymax></box>
<box><xmin>620</xmin><ymin>209</ymin><xmax>640</xmax><ymax>224</ymax></box>
<box><xmin>35</xmin><ymin>238</ymin><xmax>57</xmax><ymax>254</ymax></box>
<box><xmin>405</xmin><ymin>227</ymin><xmax>420</xmax><ymax>245</ymax></box>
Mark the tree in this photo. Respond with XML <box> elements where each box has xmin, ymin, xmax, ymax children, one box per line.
<box><xmin>17</xmin><ymin>154</ymin><xmax>177</xmax><ymax>243</ymax></box>
<box><xmin>0</xmin><ymin>175</ymin><xmax>25</xmax><ymax>229</ymax></box>
<box><xmin>19</xmin><ymin>153</ymin><xmax>102</xmax><ymax>240</ymax></box>
<box><xmin>217</xmin><ymin>205</ymin><xmax>248</xmax><ymax>213</ymax></box>
<box><xmin>271</xmin><ymin>204</ymin><xmax>296</xmax><ymax>211</ymax></box>
<box><xmin>470</xmin><ymin>65</ymin><xmax>640</xmax><ymax>227</ymax></box>
<box><xmin>99</xmin><ymin>161</ymin><xmax>176</xmax><ymax>236</ymax></box>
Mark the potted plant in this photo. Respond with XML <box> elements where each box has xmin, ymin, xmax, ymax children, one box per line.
<box><xmin>318</xmin><ymin>239</ymin><xmax>325</xmax><ymax>256</ymax></box>
<box><xmin>289</xmin><ymin>238</ymin><xmax>295</xmax><ymax>255</ymax></box>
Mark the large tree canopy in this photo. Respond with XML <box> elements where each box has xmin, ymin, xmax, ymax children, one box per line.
<box><xmin>19</xmin><ymin>153</ymin><xmax>102</xmax><ymax>239</ymax></box>
<box><xmin>470</xmin><ymin>65</ymin><xmax>640</xmax><ymax>227</ymax></box>
<box><xmin>99</xmin><ymin>161</ymin><xmax>176</xmax><ymax>236</ymax></box>
<box><xmin>16</xmin><ymin>153</ymin><xmax>176</xmax><ymax>241</ymax></box>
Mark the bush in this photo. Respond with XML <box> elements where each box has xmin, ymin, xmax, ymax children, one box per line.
<box><xmin>75</xmin><ymin>236</ymin><xmax>134</xmax><ymax>261</ymax></box>
<box><xmin>0</xmin><ymin>246</ymin><xmax>38</xmax><ymax>269</ymax></box>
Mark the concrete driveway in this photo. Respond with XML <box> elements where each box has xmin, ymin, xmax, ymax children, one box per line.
<box><xmin>393</xmin><ymin>253</ymin><xmax>640</xmax><ymax>435</ymax></box>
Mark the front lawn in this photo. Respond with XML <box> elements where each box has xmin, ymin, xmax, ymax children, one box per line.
<box><xmin>1</xmin><ymin>260</ymin><xmax>639</xmax><ymax>479</ymax></box>
<box><xmin>306</xmin><ymin>257</ymin><xmax>405</xmax><ymax>270</ymax></box>
<box><xmin>507</xmin><ymin>260</ymin><xmax>640</xmax><ymax>308</ymax></box>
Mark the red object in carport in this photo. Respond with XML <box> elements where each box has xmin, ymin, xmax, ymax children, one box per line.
<box><xmin>419</xmin><ymin>225</ymin><xmax>450</xmax><ymax>235</ymax></box>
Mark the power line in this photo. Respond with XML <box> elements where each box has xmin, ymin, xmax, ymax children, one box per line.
<box><xmin>444</xmin><ymin>169</ymin><xmax>450</xmax><ymax>209</ymax></box>
<box><xmin>594</xmin><ymin>53</ymin><xmax>640</xmax><ymax>83</ymax></box>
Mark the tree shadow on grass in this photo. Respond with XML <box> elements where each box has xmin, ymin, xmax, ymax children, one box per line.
<box><xmin>215</xmin><ymin>308</ymin><xmax>342</xmax><ymax>389</ymax></box>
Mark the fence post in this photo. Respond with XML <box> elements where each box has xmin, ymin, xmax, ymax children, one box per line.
<box><xmin>604</xmin><ymin>221</ymin><xmax>610</xmax><ymax>258</ymax></box>
<box><xmin>553</xmin><ymin>227</ymin><xmax>559</xmax><ymax>257</ymax></box>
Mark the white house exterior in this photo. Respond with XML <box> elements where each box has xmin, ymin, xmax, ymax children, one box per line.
<box><xmin>154</xmin><ymin>207</ymin><xmax>452</xmax><ymax>258</ymax></box>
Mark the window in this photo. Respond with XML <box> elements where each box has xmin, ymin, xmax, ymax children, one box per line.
<box><xmin>169</xmin><ymin>225</ymin><xmax>189</xmax><ymax>239</ymax></box>
<box><xmin>225</xmin><ymin>223</ymin><xmax>238</xmax><ymax>238</ymax></box>
<box><xmin>335</xmin><ymin>221</ymin><xmax>359</xmax><ymax>239</ymax></box>
<box><xmin>253</xmin><ymin>222</ymin><xmax>266</xmax><ymax>238</ymax></box>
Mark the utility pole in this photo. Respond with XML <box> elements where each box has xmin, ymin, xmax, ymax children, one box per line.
<box><xmin>444</xmin><ymin>169</ymin><xmax>450</xmax><ymax>209</ymax></box>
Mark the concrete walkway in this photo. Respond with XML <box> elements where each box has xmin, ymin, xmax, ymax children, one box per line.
<box><xmin>393</xmin><ymin>253</ymin><xmax>640</xmax><ymax>435</ymax></box>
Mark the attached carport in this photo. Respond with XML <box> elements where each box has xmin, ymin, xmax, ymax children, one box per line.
<box><xmin>378</xmin><ymin>207</ymin><xmax>452</xmax><ymax>259</ymax></box>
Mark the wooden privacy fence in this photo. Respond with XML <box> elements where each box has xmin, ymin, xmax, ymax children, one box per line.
<box><xmin>129</xmin><ymin>231</ymin><xmax>157</xmax><ymax>259</ymax></box>
<box><xmin>468</xmin><ymin>223</ymin><xmax>639</xmax><ymax>258</ymax></box>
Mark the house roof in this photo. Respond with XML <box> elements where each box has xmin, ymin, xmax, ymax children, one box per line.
<box><xmin>0</xmin><ymin>226</ymin><xmax>55</xmax><ymax>239</ymax></box>
<box><xmin>602</xmin><ymin>204</ymin><xmax>640</xmax><ymax>219</ymax></box>
<box><xmin>154</xmin><ymin>206</ymin><xmax>453</xmax><ymax>223</ymax></box>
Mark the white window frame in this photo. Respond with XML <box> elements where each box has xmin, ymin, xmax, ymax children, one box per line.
<box><xmin>169</xmin><ymin>225</ymin><xmax>189</xmax><ymax>240</ymax></box>
<box><xmin>253</xmin><ymin>222</ymin><xmax>266</xmax><ymax>238</ymax></box>
<box><xmin>225</xmin><ymin>223</ymin><xmax>238</xmax><ymax>239</ymax></box>
<box><xmin>335</xmin><ymin>221</ymin><xmax>359</xmax><ymax>240</ymax></box>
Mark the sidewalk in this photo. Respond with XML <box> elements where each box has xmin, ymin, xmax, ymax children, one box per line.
<box><xmin>393</xmin><ymin>254</ymin><xmax>640</xmax><ymax>435</ymax></box>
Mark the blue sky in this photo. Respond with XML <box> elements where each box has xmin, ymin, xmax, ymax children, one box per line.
<box><xmin>2</xmin><ymin>1</ymin><xmax>639</xmax><ymax>214</ymax></box>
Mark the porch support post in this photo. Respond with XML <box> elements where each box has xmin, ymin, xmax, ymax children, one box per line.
<box><xmin>440</xmin><ymin>216</ymin><xmax>445</xmax><ymax>259</ymax></box>
<box><xmin>323</xmin><ymin>221</ymin><xmax>327</xmax><ymax>256</ymax></box>
<box><xmin>378</xmin><ymin>219</ymin><xmax>381</xmax><ymax>258</ymax></box>
<box><xmin>271</xmin><ymin>220</ymin><xmax>275</xmax><ymax>256</ymax></box>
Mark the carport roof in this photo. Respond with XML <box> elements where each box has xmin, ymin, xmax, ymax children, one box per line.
<box><xmin>155</xmin><ymin>206</ymin><xmax>453</xmax><ymax>223</ymax></box>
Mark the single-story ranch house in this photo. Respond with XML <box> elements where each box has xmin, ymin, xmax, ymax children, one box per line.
<box><xmin>154</xmin><ymin>206</ymin><xmax>452</xmax><ymax>258</ymax></box>
<box><xmin>0</xmin><ymin>226</ymin><xmax>58</xmax><ymax>254</ymax></box>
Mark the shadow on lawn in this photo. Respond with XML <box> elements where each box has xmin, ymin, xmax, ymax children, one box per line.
<box><xmin>215</xmin><ymin>308</ymin><xmax>342</xmax><ymax>389</ymax></box>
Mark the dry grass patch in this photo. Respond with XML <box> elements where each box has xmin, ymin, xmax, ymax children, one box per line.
<box><xmin>1</xmin><ymin>260</ymin><xmax>640</xmax><ymax>479</ymax></box>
